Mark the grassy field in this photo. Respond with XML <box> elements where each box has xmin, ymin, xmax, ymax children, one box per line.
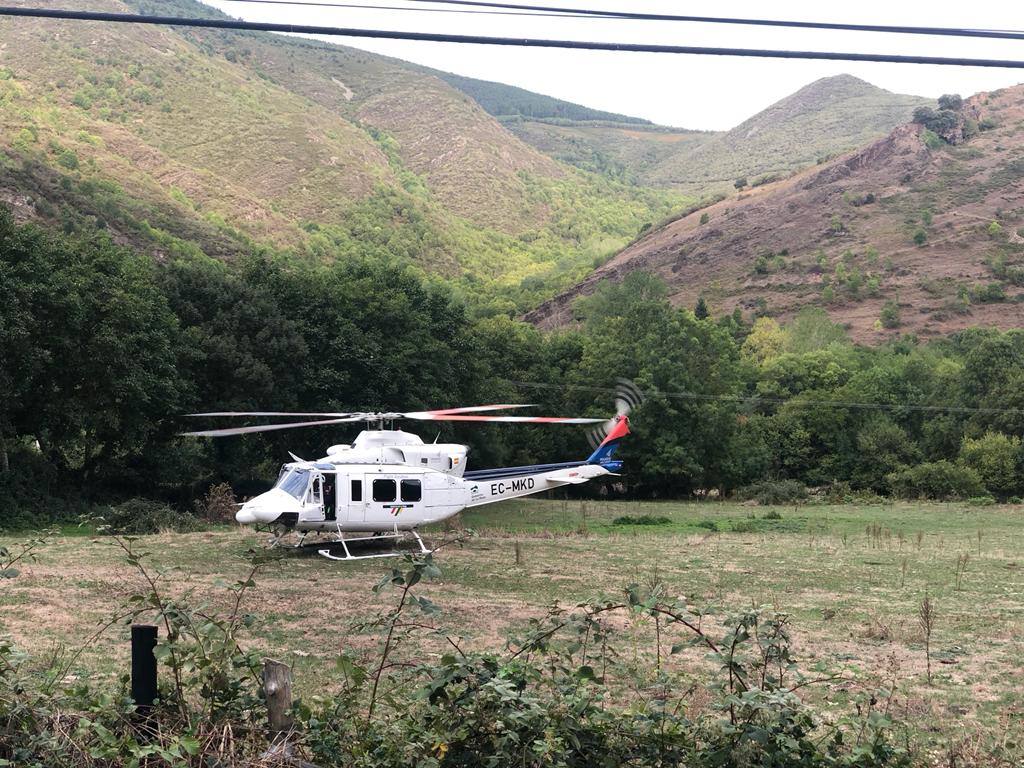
<box><xmin>3</xmin><ymin>499</ymin><xmax>1023</xmax><ymax>761</ymax></box>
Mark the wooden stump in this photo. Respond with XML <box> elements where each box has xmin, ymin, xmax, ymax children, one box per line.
<box><xmin>263</xmin><ymin>659</ymin><xmax>294</xmax><ymax>736</ymax></box>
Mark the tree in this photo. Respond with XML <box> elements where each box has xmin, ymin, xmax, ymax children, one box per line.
<box><xmin>854</xmin><ymin>417</ymin><xmax>921</xmax><ymax>491</ymax></box>
<box><xmin>938</xmin><ymin>93</ymin><xmax>963</xmax><ymax>111</ymax></box>
<box><xmin>0</xmin><ymin>213</ymin><xmax>182</xmax><ymax>478</ymax></box>
<box><xmin>694</xmin><ymin>296</ymin><xmax>709</xmax><ymax>320</ymax></box>
<box><xmin>734</xmin><ymin>177</ymin><xmax>747</xmax><ymax>190</ymax></box>
<box><xmin>573</xmin><ymin>272</ymin><xmax>746</xmax><ymax>496</ymax></box>
<box><xmin>959</xmin><ymin>431</ymin><xmax>1021</xmax><ymax>497</ymax></box>
<box><xmin>742</xmin><ymin>317</ymin><xmax>786</xmax><ymax>365</ymax></box>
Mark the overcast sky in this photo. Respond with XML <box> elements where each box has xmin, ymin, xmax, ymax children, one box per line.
<box><xmin>203</xmin><ymin>0</ymin><xmax>1024</xmax><ymax>130</ymax></box>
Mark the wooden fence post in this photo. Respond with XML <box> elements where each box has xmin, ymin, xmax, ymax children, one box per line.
<box><xmin>263</xmin><ymin>659</ymin><xmax>294</xmax><ymax>738</ymax></box>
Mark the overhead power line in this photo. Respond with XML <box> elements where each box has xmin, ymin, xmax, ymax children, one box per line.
<box><xmin>215</xmin><ymin>0</ymin><xmax>584</xmax><ymax>19</ymax></box>
<box><xmin>510</xmin><ymin>381</ymin><xmax>1024</xmax><ymax>417</ymax></box>
<box><xmin>4</xmin><ymin>7</ymin><xmax>1024</xmax><ymax>68</ymax></box>
<box><xmin>399</xmin><ymin>0</ymin><xmax>1024</xmax><ymax>42</ymax></box>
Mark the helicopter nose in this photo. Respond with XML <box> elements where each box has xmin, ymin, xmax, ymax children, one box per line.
<box><xmin>236</xmin><ymin>490</ymin><xmax>294</xmax><ymax>525</ymax></box>
<box><xmin>235</xmin><ymin>505</ymin><xmax>257</xmax><ymax>525</ymax></box>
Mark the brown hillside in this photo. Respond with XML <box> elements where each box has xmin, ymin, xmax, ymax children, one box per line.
<box><xmin>526</xmin><ymin>84</ymin><xmax>1024</xmax><ymax>342</ymax></box>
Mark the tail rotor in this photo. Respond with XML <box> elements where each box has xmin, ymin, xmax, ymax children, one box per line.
<box><xmin>587</xmin><ymin>378</ymin><xmax>644</xmax><ymax>450</ymax></box>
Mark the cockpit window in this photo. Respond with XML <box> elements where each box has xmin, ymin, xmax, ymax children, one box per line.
<box><xmin>276</xmin><ymin>469</ymin><xmax>309</xmax><ymax>499</ymax></box>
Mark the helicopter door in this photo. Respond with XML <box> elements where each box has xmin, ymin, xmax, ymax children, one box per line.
<box><xmin>303</xmin><ymin>473</ymin><xmax>325</xmax><ymax>522</ymax></box>
<box><xmin>323</xmin><ymin>473</ymin><xmax>337</xmax><ymax>521</ymax></box>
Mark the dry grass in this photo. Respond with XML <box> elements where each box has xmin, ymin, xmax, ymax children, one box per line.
<box><xmin>2</xmin><ymin>498</ymin><xmax>1024</xmax><ymax>760</ymax></box>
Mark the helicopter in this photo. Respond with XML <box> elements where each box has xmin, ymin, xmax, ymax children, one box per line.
<box><xmin>183</xmin><ymin>386</ymin><xmax>640</xmax><ymax>561</ymax></box>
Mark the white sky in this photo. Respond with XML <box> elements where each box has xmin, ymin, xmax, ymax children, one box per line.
<box><xmin>203</xmin><ymin>0</ymin><xmax>1024</xmax><ymax>130</ymax></box>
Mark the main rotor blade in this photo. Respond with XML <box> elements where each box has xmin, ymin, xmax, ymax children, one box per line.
<box><xmin>404</xmin><ymin>404</ymin><xmax>535</xmax><ymax>418</ymax></box>
<box><xmin>186</xmin><ymin>411</ymin><xmax>356</xmax><ymax>418</ymax></box>
<box><xmin>181</xmin><ymin>416</ymin><xmax>364</xmax><ymax>437</ymax></box>
<box><xmin>406</xmin><ymin>414</ymin><xmax>606</xmax><ymax>424</ymax></box>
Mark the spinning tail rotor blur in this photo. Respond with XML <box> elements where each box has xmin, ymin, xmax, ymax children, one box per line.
<box><xmin>586</xmin><ymin>378</ymin><xmax>644</xmax><ymax>451</ymax></box>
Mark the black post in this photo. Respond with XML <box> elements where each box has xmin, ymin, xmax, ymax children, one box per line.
<box><xmin>131</xmin><ymin>624</ymin><xmax>158</xmax><ymax>718</ymax></box>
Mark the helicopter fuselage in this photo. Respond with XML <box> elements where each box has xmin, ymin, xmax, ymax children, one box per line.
<box><xmin>234</xmin><ymin>427</ymin><xmax>623</xmax><ymax>533</ymax></box>
<box><xmin>236</xmin><ymin>459</ymin><xmax>612</xmax><ymax>532</ymax></box>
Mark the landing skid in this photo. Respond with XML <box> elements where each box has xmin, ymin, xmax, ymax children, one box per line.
<box><xmin>317</xmin><ymin>528</ymin><xmax>431</xmax><ymax>561</ymax></box>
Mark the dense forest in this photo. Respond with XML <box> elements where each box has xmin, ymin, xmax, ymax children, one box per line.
<box><xmin>4</xmin><ymin>208</ymin><xmax>1024</xmax><ymax>528</ymax></box>
<box><xmin>430</xmin><ymin>71</ymin><xmax>654</xmax><ymax>124</ymax></box>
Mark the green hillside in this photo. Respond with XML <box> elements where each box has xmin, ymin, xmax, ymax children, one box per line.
<box><xmin>645</xmin><ymin>75</ymin><xmax>931</xmax><ymax>193</ymax></box>
<box><xmin>0</xmin><ymin>0</ymin><xmax>689</xmax><ymax>310</ymax></box>
<box><xmin>503</xmin><ymin>119</ymin><xmax>710</xmax><ymax>184</ymax></box>
<box><xmin>430</xmin><ymin>70</ymin><xmax>652</xmax><ymax>124</ymax></box>
<box><xmin>502</xmin><ymin>75</ymin><xmax>927</xmax><ymax>192</ymax></box>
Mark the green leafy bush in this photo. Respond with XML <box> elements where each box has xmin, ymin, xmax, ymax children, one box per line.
<box><xmin>612</xmin><ymin>514</ymin><xmax>671</xmax><ymax>526</ymax></box>
<box><xmin>886</xmin><ymin>461</ymin><xmax>985</xmax><ymax>500</ymax></box>
<box><xmin>959</xmin><ymin>431</ymin><xmax>1021</xmax><ymax>496</ymax></box>
<box><xmin>100</xmin><ymin>498</ymin><xmax>203</xmax><ymax>534</ymax></box>
<box><xmin>735</xmin><ymin>479</ymin><xmax>809</xmax><ymax>505</ymax></box>
<box><xmin>880</xmin><ymin>300</ymin><xmax>901</xmax><ymax>329</ymax></box>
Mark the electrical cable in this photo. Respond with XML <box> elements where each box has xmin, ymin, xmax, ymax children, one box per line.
<box><xmin>396</xmin><ymin>0</ymin><xmax>1024</xmax><ymax>43</ymax></box>
<box><xmin>213</xmin><ymin>0</ymin><xmax>585</xmax><ymax>19</ymax></box>
<box><xmin>508</xmin><ymin>380</ymin><xmax>1024</xmax><ymax>417</ymax></box>
<box><xmin>5</xmin><ymin>7</ymin><xmax>1024</xmax><ymax>68</ymax></box>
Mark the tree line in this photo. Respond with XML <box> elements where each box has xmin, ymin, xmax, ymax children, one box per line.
<box><xmin>3</xmin><ymin>209</ymin><xmax>1024</xmax><ymax>526</ymax></box>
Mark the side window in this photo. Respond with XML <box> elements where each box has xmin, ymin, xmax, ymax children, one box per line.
<box><xmin>309</xmin><ymin>476</ymin><xmax>322</xmax><ymax>504</ymax></box>
<box><xmin>400</xmin><ymin>479</ymin><xmax>422</xmax><ymax>502</ymax></box>
<box><xmin>372</xmin><ymin>479</ymin><xmax>396</xmax><ymax>503</ymax></box>
<box><xmin>351</xmin><ymin>479</ymin><xmax>362</xmax><ymax>502</ymax></box>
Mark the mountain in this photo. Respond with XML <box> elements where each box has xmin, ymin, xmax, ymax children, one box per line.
<box><xmin>526</xmin><ymin>84</ymin><xmax>1024</xmax><ymax>342</ymax></box>
<box><xmin>502</xmin><ymin>75</ymin><xmax>928</xmax><ymax>193</ymax></box>
<box><xmin>0</xmin><ymin>0</ymin><xmax>687</xmax><ymax>308</ymax></box>
<box><xmin>644</xmin><ymin>75</ymin><xmax>930</xmax><ymax>194</ymax></box>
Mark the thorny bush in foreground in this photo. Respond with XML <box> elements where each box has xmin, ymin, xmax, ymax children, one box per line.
<box><xmin>0</xmin><ymin>539</ymin><xmax>910</xmax><ymax>767</ymax></box>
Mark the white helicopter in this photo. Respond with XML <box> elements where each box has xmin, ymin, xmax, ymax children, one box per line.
<box><xmin>183</xmin><ymin>387</ymin><xmax>640</xmax><ymax>561</ymax></box>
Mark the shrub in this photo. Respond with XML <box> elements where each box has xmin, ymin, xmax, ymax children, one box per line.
<box><xmin>699</xmin><ymin>212</ymin><xmax>710</xmax><ymax>225</ymax></box>
<box><xmin>192</xmin><ymin>482</ymin><xmax>238</xmax><ymax>522</ymax></box>
<box><xmin>967</xmin><ymin>495</ymin><xmax>996</xmax><ymax>506</ymax></box>
<box><xmin>880</xmin><ymin>300</ymin><xmax>901</xmax><ymax>329</ymax></box>
<box><xmin>938</xmin><ymin>93</ymin><xmax>963</xmax><ymax>111</ymax></box>
<box><xmin>56</xmin><ymin>149</ymin><xmax>79</xmax><ymax>170</ymax></box>
<box><xmin>735</xmin><ymin>479</ymin><xmax>808</xmax><ymax>505</ymax></box>
<box><xmin>886</xmin><ymin>461</ymin><xmax>985</xmax><ymax>500</ymax></box>
<box><xmin>959</xmin><ymin>431</ymin><xmax>1021</xmax><ymax>496</ymax></box>
<box><xmin>971</xmin><ymin>282</ymin><xmax>1006</xmax><ymax>303</ymax></box>
<box><xmin>611</xmin><ymin>514</ymin><xmax>671</xmax><ymax>526</ymax></box>
<box><xmin>71</xmin><ymin>90</ymin><xmax>92</xmax><ymax>109</ymax></box>
<box><xmin>734</xmin><ymin>176</ymin><xmax>747</xmax><ymax>190</ymax></box>
<box><xmin>100</xmin><ymin>498</ymin><xmax>203</xmax><ymax>535</ymax></box>
<box><xmin>920</xmin><ymin>128</ymin><xmax>944</xmax><ymax>149</ymax></box>
<box><xmin>913</xmin><ymin>229</ymin><xmax>927</xmax><ymax>245</ymax></box>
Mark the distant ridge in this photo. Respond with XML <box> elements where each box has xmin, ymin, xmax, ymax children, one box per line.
<box><xmin>431</xmin><ymin>70</ymin><xmax>654</xmax><ymax>124</ymax></box>
<box><xmin>527</xmin><ymin>84</ymin><xmax>1024</xmax><ymax>343</ymax></box>
<box><xmin>644</xmin><ymin>75</ymin><xmax>931</xmax><ymax>192</ymax></box>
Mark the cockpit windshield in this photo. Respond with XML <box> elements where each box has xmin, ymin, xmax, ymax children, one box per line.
<box><xmin>276</xmin><ymin>469</ymin><xmax>309</xmax><ymax>499</ymax></box>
